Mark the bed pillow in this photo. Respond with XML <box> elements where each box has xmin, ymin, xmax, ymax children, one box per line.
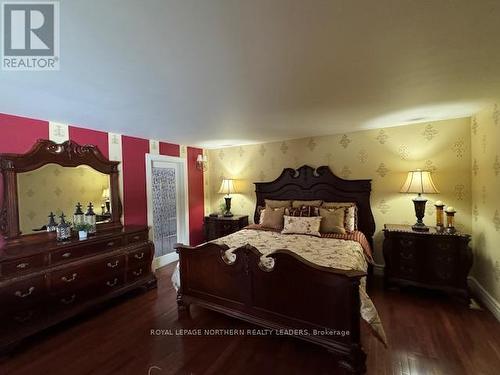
<box><xmin>281</xmin><ymin>216</ymin><xmax>322</xmax><ymax>237</ymax></box>
<box><xmin>319</xmin><ymin>207</ymin><xmax>347</xmax><ymax>234</ymax></box>
<box><xmin>288</xmin><ymin>205</ymin><xmax>320</xmax><ymax>217</ymax></box>
<box><xmin>292</xmin><ymin>200</ymin><xmax>323</xmax><ymax>208</ymax></box>
<box><xmin>257</xmin><ymin>205</ymin><xmax>265</xmax><ymax>223</ymax></box>
<box><xmin>321</xmin><ymin>202</ymin><xmax>357</xmax><ymax>232</ymax></box>
<box><xmin>261</xmin><ymin>207</ymin><xmax>285</xmax><ymax>230</ymax></box>
<box><xmin>265</xmin><ymin>199</ymin><xmax>292</xmax><ymax>209</ymax></box>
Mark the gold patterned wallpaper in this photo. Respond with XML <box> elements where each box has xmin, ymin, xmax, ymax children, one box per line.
<box><xmin>17</xmin><ymin>164</ymin><xmax>110</xmax><ymax>234</ymax></box>
<box><xmin>207</xmin><ymin>118</ymin><xmax>472</xmax><ymax>264</ymax></box>
<box><xmin>471</xmin><ymin>102</ymin><xmax>500</xmax><ymax>303</ymax></box>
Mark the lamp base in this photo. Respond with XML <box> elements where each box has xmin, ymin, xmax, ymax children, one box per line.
<box><xmin>412</xmin><ymin>195</ymin><xmax>429</xmax><ymax>232</ymax></box>
<box><xmin>223</xmin><ymin>197</ymin><xmax>233</xmax><ymax>217</ymax></box>
<box><xmin>412</xmin><ymin>222</ymin><xmax>430</xmax><ymax>232</ymax></box>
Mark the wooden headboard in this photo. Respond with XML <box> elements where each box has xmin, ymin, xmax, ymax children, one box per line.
<box><xmin>254</xmin><ymin>165</ymin><xmax>376</xmax><ymax>243</ymax></box>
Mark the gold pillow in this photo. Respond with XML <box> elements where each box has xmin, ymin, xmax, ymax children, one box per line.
<box><xmin>281</xmin><ymin>216</ymin><xmax>322</xmax><ymax>237</ymax></box>
<box><xmin>321</xmin><ymin>202</ymin><xmax>357</xmax><ymax>232</ymax></box>
<box><xmin>261</xmin><ymin>207</ymin><xmax>285</xmax><ymax>229</ymax></box>
<box><xmin>292</xmin><ymin>200</ymin><xmax>323</xmax><ymax>208</ymax></box>
<box><xmin>265</xmin><ymin>199</ymin><xmax>292</xmax><ymax>209</ymax></box>
<box><xmin>319</xmin><ymin>207</ymin><xmax>346</xmax><ymax>234</ymax></box>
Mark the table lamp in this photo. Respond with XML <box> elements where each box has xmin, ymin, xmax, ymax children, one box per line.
<box><xmin>218</xmin><ymin>178</ymin><xmax>237</xmax><ymax>217</ymax></box>
<box><xmin>400</xmin><ymin>169</ymin><xmax>439</xmax><ymax>232</ymax></box>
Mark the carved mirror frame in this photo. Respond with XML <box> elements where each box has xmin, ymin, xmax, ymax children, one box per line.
<box><xmin>0</xmin><ymin>139</ymin><xmax>123</xmax><ymax>240</ymax></box>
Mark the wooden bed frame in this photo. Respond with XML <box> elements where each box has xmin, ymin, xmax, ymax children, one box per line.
<box><xmin>175</xmin><ymin>165</ymin><xmax>375</xmax><ymax>374</ymax></box>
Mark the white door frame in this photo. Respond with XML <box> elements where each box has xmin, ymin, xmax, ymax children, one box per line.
<box><xmin>145</xmin><ymin>154</ymin><xmax>190</xmax><ymax>270</ymax></box>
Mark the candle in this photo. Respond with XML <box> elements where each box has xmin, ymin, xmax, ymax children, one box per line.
<box><xmin>446</xmin><ymin>206</ymin><xmax>456</xmax><ymax>213</ymax></box>
<box><xmin>435</xmin><ymin>200</ymin><xmax>444</xmax><ymax>206</ymax></box>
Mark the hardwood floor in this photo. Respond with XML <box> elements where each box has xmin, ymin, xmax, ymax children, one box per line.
<box><xmin>1</xmin><ymin>263</ymin><xmax>499</xmax><ymax>375</ymax></box>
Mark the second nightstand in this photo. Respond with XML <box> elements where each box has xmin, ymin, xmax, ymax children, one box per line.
<box><xmin>383</xmin><ymin>224</ymin><xmax>472</xmax><ymax>303</ymax></box>
<box><xmin>204</xmin><ymin>215</ymin><xmax>249</xmax><ymax>241</ymax></box>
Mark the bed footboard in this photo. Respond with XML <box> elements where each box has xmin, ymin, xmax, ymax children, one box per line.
<box><xmin>174</xmin><ymin>242</ymin><xmax>367</xmax><ymax>374</ymax></box>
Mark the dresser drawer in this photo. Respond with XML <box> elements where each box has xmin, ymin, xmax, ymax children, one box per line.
<box><xmin>127</xmin><ymin>232</ymin><xmax>148</xmax><ymax>244</ymax></box>
<box><xmin>1</xmin><ymin>254</ymin><xmax>46</xmax><ymax>278</ymax></box>
<box><xmin>98</xmin><ymin>254</ymin><xmax>126</xmax><ymax>273</ymax></box>
<box><xmin>98</xmin><ymin>273</ymin><xmax>126</xmax><ymax>294</ymax></box>
<box><xmin>127</xmin><ymin>264</ymin><xmax>150</xmax><ymax>281</ymax></box>
<box><xmin>50</xmin><ymin>265</ymin><xmax>93</xmax><ymax>292</ymax></box>
<box><xmin>50</xmin><ymin>290</ymin><xmax>88</xmax><ymax>310</ymax></box>
<box><xmin>0</xmin><ymin>307</ymin><xmax>44</xmax><ymax>340</ymax></box>
<box><xmin>0</xmin><ymin>276</ymin><xmax>46</xmax><ymax>310</ymax></box>
<box><xmin>51</xmin><ymin>237</ymin><xmax>123</xmax><ymax>264</ymax></box>
<box><xmin>49</xmin><ymin>253</ymin><xmax>126</xmax><ymax>292</ymax></box>
<box><xmin>128</xmin><ymin>246</ymin><xmax>153</xmax><ymax>267</ymax></box>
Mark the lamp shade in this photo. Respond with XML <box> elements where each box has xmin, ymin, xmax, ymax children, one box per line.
<box><xmin>218</xmin><ymin>179</ymin><xmax>237</xmax><ymax>195</ymax></box>
<box><xmin>102</xmin><ymin>188</ymin><xmax>110</xmax><ymax>199</ymax></box>
<box><xmin>400</xmin><ymin>170</ymin><xmax>439</xmax><ymax>194</ymax></box>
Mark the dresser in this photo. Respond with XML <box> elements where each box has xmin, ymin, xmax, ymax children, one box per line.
<box><xmin>0</xmin><ymin>226</ymin><xmax>156</xmax><ymax>351</ymax></box>
<box><xmin>204</xmin><ymin>215</ymin><xmax>249</xmax><ymax>241</ymax></box>
<box><xmin>0</xmin><ymin>140</ymin><xmax>156</xmax><ymax>352</ymax></box>
<box><xmin>383</xmin><ymin>224</ymin><xmax>472</xmax><ymax>303</ymax></box>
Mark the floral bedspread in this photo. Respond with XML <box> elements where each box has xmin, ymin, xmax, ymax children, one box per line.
<box><xmin>212</xmin><ymin>228</ymin><xmax>387</xmax><ymax>345</ymax></box>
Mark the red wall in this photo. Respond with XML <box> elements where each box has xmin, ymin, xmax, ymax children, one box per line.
<box><xmin>69</xmin><ymin>126</ymin><xmax>109</xmax><ymax>158</ymax></box>
<box><xmin>0</xmin><ymin>113</ymin><xmax>49</xmax><ymax>227</ymax></box>
<box><xmin>121</xmin><ymin>136</ymin><xmax>150</xmax><ymax>226</ymax></box>
<box><xmin>0</xmin><ymin>113</ymin><xmax>205</xmax><ymax>246</ymax></box>
<box><xmin>159</xmin><ymin>142</ymin><xmax>180</xmax><ymax>157</ymax></box>
<box><xmin>187</xmin><ymin>147</ymin><xmax>205</xmax><ymax>245</ymax></box>
<box><xmin>0</xmin><ymin>113</ymin><xmax>49</xmax><ymax>153</ymax></box>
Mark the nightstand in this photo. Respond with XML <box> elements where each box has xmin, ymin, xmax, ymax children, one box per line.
<box><xmin>204</xmin><ymin>215</ymin><xmax>249</xmax><ymax>241</ymax></box>
<box><xmin>383</xmin><ymin>224</ymin><xmax>472</xmax><ymax>303</ymax></box>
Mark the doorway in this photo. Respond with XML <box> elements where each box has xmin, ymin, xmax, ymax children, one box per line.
<box><xmin>145</xmin><ymin>154</ymin><xmax>189</xmax><ymax>269</ymax></box>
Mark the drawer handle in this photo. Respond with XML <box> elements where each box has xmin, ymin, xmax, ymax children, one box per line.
<box><xmin>107</xmin><ymin>260</ymin><xmax>120</xmax><ymax>268</ymax></box>
<box><xmin>61</xmin><ymin>273</ymin><xmax>78</xmax><ymax>283</ymax></box>
<box><xmin>62</xmin><ymin>252</ymin><xmax>72</xmax><ymax>258</ymax></box>
<box><xmin>133</xmin><ymin>235</ymin><xmax>140</xmax><ymax>240</ymax></box>
<box><xmin>107</xmin><ymin>242</ymin><xmax>115</xmax><ymax>247</ymax></box>
<box><xmin>60</xmin><ymin>294</ymin><xmax>76</xmax><ymax>305</ymax></box>
<box><xmin>15</xmin><ymin>286</ymin><xmax>35</xmax><ymax>298</ymax></box>
<box><xmin>17</xmin><ymin>262</ymin><xmax>30</xmax><ymax>269</ymax></box>
<box><xmin>106</xmin><ymin>278</ymin><xmax>119</xmax><ymax>287</ymax></box>
<box><xmin>133</xmin><ymin>269</ymin><xmax>143</xmax><ymax>276</ymax></box>
<box><xmin>134</xmin><ymin>252</ymin><xmax>144</xmax><ymax>260</ymax></box>
<box><xmin>14</xmin><ymin>311</ymin><xmax>34</xmax><ymax>323</ymax></box>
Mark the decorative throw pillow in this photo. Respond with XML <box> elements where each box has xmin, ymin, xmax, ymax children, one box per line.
<box><xmin>281</xmin><ymin>216</ymin><xmax>322</xmax><ymax>237</ymax></box>
<box><xmin>265</xmin><ymin>199</ymin><xmax>292</xmax><ymax>209</ymax></box>
<box><xmin>321</xmin><ymin>202</ymin><xmax>357</xmax><ymax>232</ymax></box>
<box><xmin>288</xmin><ymin>205</ymin><xmax>320</xmax><ymax>217</ymax></box>
<box><xmin>319</xmin><ymin>207</ymin><xmax>347</xmax><ymax>234</ymax></box>
<box><xmin>292</xmin><ymin>200</ymin><xmax>323</xmax><ymax>208</ymax></box>
<box><xmin>257</xmin><ymin>206</ymin><xmax>265</xmax><ymax>223</ymax></box>
<box><xmin>261</xmin><ymin>207</ymin><xmax>285</xmax><ymax>230</ymax></box>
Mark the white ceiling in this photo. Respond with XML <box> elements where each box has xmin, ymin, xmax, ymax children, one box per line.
<box><xmin>1</xmin><ymin>0</ymin><xmax>500</xmax><ymax>148</ymax></box>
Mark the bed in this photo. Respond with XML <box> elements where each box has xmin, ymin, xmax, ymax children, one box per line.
<box><xmin>173</xmin><ymin>165</ymin><xmax>383</xmax><ymax>374</ymax></box>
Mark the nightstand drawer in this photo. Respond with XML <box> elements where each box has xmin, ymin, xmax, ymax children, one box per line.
<box><xmin>204</xmin><ymin>215</ymin><xmax>249</xmax><ymax>241</ymax></box>
<box><xmin>398</xmin><ymin>263</ymin><xmax>418</xmax><ymax>280</ymax></box>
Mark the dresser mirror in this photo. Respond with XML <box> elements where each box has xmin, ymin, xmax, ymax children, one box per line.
<box><xmin>17</xmin><ymin>164</ymin><xmax>112</xmax><ymax>235</ymax></box>
<box><xmin>0</xmin><ymin>140</ymin><xmax>123</xmax><ymax>241</ymax></box>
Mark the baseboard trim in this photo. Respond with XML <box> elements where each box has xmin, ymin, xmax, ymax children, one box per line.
<box><xmin>468</xmin><ymin>276</ymin><xmax>500</xmax><ymax>322</ymax></box>
<box><xmin>153</xmin><ymin>253</ymin><xmax>178</xmax><ymax>271</ymax></box>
